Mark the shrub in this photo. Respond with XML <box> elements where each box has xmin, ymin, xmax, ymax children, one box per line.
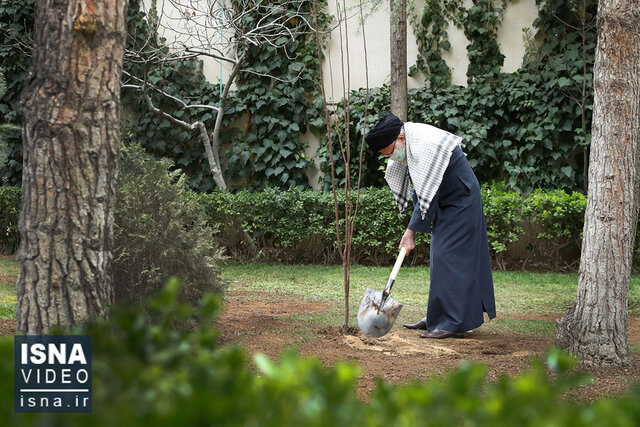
<box><xmin>3</xmin><ymin>178</ymin><xmax>638</xmax><ymax>270</ymax></box>
<box><xmin>198</xmin><ymin>185</ymin><xmax>538</xmax><ymax>267</ymax></box>
<box><xmin>196</xmin><ymin>187</ymin><xmax>431</xmax><ymax>266</ymax></box>
<box><xmin>0</xmin><ymin>67</ymin><xmax>21</xmax><ymax>185</ymax></box>
<box><xmin>482</xmin><ymin>182</ymin><xmax>529</xmax><ymax>270</ymax></box>
<box><xmin>112</xmin><ymin>144</ymin><xmax>226</xmax><ymax>305</ymax></box>
<box><xmin>526</xmin><ymin>189</ymin><xmax>587</xmax><ymax>269</ymax></box>
<box><xmin>0</xmin><ymin>185</ymin><xmax>21</xmax><ymax>254</ymax></box>
<box><xmin>194</xmin><ymin>188</ymin><xmax>335</xmax><ymax>263</ymax></box>
<box><xmin>352</xmin><ymin>188</ymin><xmax>431</xmax><ymax>265</ymax></box>
<box><xmin>2</xmin><ymin>281</ymin><xmax>640</xmax><ymax>426</ymax></box>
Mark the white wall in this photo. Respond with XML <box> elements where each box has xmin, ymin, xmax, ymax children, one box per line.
<box><xmin>498</xmin><ymin>0</ymin><xmax>540</xmax><ymax>73</ymax></box>
<box><xmin>321</xmin><ymin>0</ymin><xmax>538</xmax><ymax>99</ymax></box>
<box><xmin>148</xmin><ymin>0</ymin><xmax>538</xmax><ymax>93</ymax></box>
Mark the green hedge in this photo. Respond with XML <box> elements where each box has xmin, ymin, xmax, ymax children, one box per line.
<box><xmin>2</xmin><ymin>281</ymin><xmax>640</xmax><ymax>426</ymax></box>
<box><xmin>193</xmin><ymin>187</ymin><xmax>432</xmax><ymax>266</ymax></box>
<box><xmin>0</xmin><ymin>185</ymin><xmax>20</xmax><ymax>254</ymax></box>
<box><xmin>195</xmin><ymin>184</ymin><xmax>588</xmax><ymax>268</ymax></box>
<box><xmin>0</xmin><ymin>183</ymin><xmax>628</xmax><ymax>269</ymax></box>
<box><xmin>526</xmin><ymin>188</ymin><xmax>588</xmax><ymax>269</ymax></box>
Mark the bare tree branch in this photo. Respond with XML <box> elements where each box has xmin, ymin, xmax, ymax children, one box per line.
<box><xmin>122</xmin><ymin>70</ymin><xmax>221</xmax><ymax>112</ymax></box>
<box><xmin>126</xmin><ymin>0</ymin><xmax>332</xmax><ymax>193</ymax></box>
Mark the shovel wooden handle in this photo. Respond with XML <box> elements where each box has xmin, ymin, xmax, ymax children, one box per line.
<box><xmin>390</xmin><ymin>247</ymin><xmax>407</xmax><ymax>281</ymax></box>
<box><xmin>383</xmin><ymin>247</ymin><xmax>407</xmax><ymax>294</ymax></box>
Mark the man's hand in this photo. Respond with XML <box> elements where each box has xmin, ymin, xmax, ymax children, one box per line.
<box><xmin>399</xmin><ymin>229</ymin><xmax>416</xmax><ymax>254</ymax></box>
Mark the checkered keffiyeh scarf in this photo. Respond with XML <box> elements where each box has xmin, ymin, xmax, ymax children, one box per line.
<box><xmin>385</xmin><ymin>122</ymin><xmax>464</xmax><ymax>219</ymax></box>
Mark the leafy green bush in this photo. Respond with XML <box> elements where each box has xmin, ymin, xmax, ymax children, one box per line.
<box><xmin>201</xmin><ymin>184</ymin><xmax>580</xmax><ymax>268</ymax></box>
<box><xmin>0</xmin><ymin>186</ymin><xmax>21</xmax><ymax>254</ymax></box>
<box><xmin>2</xmin><ymin>281</ymin><xmax>640</xmax><ymax>426</ymax></box>
<box><xmin>351</xmin><ymin>188</ymin><xmax>431</xmax><ymax>265</ymax></box>
<box><xmin>194</xmin><ymin>188</ymin><xmax>333</xmax><ymax>262</ymax></box>
<box><xmin>196</xmin><ymin>187</ymin><xmax>432</xmax><ymax>266</ymax></box>
<box><xmin>0</xmin><ymin>179</ymin><xmax>633</xmax><ymax>270</ymax></box>
<box><xmin>526</xmin><ymin>189</ymin><xmax>587</xmax><ymax>268</ymax></box>
<box><xmin>0</xmin><ymin>67</ymin><xmax>21</xmax><ymax>185</ymax></box>
<box><xmin>112</xmin><ymin>144</ymin><xmax>226</xmax><ymax>305</ymax></box>
<box><xmin>482</xmin><ymin>182</ymin><xmax>530</xmax><ymax>269</ymax></box>
<box><xmin>0</xmin><ymin>0</ymin><xmax>33</xmax><ymax>185</ymax></box>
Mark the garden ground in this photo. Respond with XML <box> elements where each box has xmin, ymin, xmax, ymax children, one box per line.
<box><xmin>1</xmin><ymin>256</ymin><xmax>640</xmax><ymax>402</ymax></box>
<box><xmin>215</xmin><ymin>287</ymin><xmax>640</xmax><ymax>402</ymax></box>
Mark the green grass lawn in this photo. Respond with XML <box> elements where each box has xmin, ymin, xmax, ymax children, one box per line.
<box><xmin>219</xmin><ymin>262</ymin><xmax>640</xmax><ymax>338</ymax></box>
<box><xmin>2</xmin><ymin>256</ymin><xmax>640</xmax><ymax>339</ymax></box>
<box><xmin>0</xmin><ymin>256</ymin><xmax>19</xmax><ymax>318</ymax></box>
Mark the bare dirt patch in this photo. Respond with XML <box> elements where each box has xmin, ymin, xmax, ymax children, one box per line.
<box><xmin>216</xmin><ymin>289</ymin><xmax>640</xmax><ymax>401</ymax></box>
<box><xmin>0</xmin><ymin>319</ymin><xmax>16</xmax><ymax>336</ymax></box>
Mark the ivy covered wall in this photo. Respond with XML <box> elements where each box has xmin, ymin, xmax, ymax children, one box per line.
<box><xmin>320</xmin><ymin>0</ymin><xmax>596</xmax><ymax>194</ymax></box>
<box><xmin>1</xmin><ymin>0</ymin><xmax>595</xmax><ymax>194</ymax></box>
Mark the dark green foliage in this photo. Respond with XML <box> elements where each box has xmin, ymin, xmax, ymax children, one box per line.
<box><xmin>0</xmin><ymin>0</ymin><xmax>31</xmax><ymax>122</ymax></box>
<box><xmin>0</xmin><ymin>0</ymin><xmax>33</xmax><ymax>185</ymax></box>
<box><xmin>2</xmin><ymin>281</ymin><xmax>640</xmax><ymax>426</ymax></box>
<box><xmin>330</xmin><ymin>64</ymin><xmax>593</xmax><ymax>193</ymax></box>
<box><xmin>0</xmin><ymin>182</ymin><xmax>615</xmax><ymax>270</ymax></box>
<box><xmin>112</xmin><ymin>144</ymin><xmax>226</xmax><ymax>305</ymax></box>
<box><xmin>195</xmin><ymin>187</ymin><xmax>431</xmax><ymax>265</ymax></box>
<box><xmin>194</xmin><ymin>187</ymin><xmax>335</xmax><ymax>262</ymax></box>
<box><xmin>369</xmin><ymin>349</ymin><xmax>598</xmax><ymax>425</ymax></box>
<box><xmin>525</xmin><ymin>188</ymin><xmax>587</xmax><ymax>267</ymax></box>
<box><xmin>482</xmin><ymin>182</ymin><xmax>530</xmax><ymax>269</ymax></box>
<box><xmin>196</xmin><ymin>184</ymin><xmax>590</xmax><ymax>268</ymax></box>
<box><xmin>227</xmin><ymin>0</ymin><xmax>328</xmax><ymax>191</ymax></box>
<box><xmin>0</xmin><ymin>185</ymin><xmax>20</xmax><ymax>254</ymax></box>
<box><xmin>0</xmin><ymin>67</ymin><xmax>5</xmax><ymax>109</ymax></box>
<box><xmin>0</xmin><ymin>67</ymin><xmax>20</xmax><ymax>183</ymax></box>
<box><xmin>350</xmin><ymin>188</ymin><xmax>432</xmax><ymax>265</ymax></box>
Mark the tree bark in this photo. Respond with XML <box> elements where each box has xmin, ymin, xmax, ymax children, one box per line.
<box><xmin>390</xmin><ymin>0</ymin><xmax>407</xmax><ymax>121</ymax></box>
<box><xmin>17</xmin><ymin>0</ymin><xmax>129</xmax><ymax>334</ymax></box>
<box><xmin>556</xmin><ymin>0</ymin><xmax>640</xmax><ymax>366</ymax></box>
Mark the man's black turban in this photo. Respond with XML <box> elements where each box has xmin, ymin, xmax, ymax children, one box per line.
<box><xmin>364</xmin><ymin>113</ymin><xmax>404</xmax><ymax>151</ymax></box>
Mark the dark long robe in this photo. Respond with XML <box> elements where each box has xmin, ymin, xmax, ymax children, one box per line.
<box><xmin>408</xmin><ymin>146</ymin><xmax>496</xmax><ymax>333</ymax></box>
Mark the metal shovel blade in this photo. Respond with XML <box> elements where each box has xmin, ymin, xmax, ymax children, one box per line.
<box><xmin>357</xmin><ymin>287</ymin><xmax>403</xmax><ymax>338</ymax></box>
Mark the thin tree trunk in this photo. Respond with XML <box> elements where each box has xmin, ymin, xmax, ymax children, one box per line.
<box><xmin>17</xmin><ymin>0</ymin><xmax>129</xmax><ymax>334</ymax></box>
<box><xmin>556</xmin><ymin>0</ymin><xmax>640</xmax><ymax>366</ymax></box>
<box><xmin>390</xmin><ymin>0</ymin><xmax>407</xmax><ymax>121</ymax></box>
<box><xmin>343</xmin><ymin>261</ymin><xmax>350</xmax><ymax>329</ymax></box>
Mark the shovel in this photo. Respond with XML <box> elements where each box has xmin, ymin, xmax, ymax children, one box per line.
<box><xmin>357</xmin><ymin>247</ymin><xmax>407</xmax><ymax>337</ymax></box>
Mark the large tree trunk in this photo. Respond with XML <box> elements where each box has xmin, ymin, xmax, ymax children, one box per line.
<box><xmin>556</xmin><ymin>0</ymin><xmax>640</xmax><ymax>366</ymax></box>
<box><xmin>17</xmin><ymin>0</ymin><xmax>129</xmax><ymax>334</ymax></box>
<box><xmin>390</xmin><ymin>0</ymin><xmax>407</xmax><ymax>121</ymax></box>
